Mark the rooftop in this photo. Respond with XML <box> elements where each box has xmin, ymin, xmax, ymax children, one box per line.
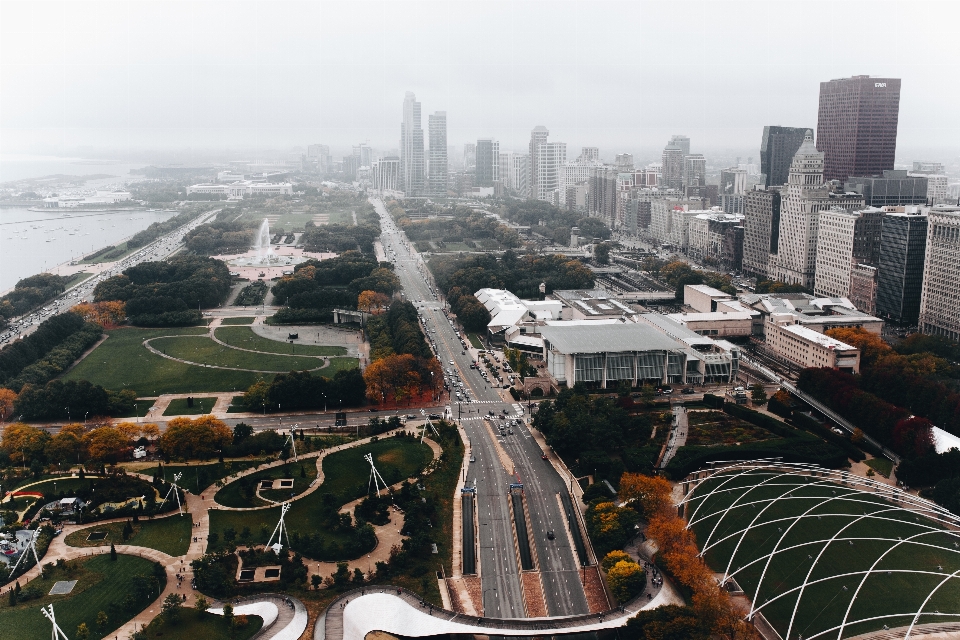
<box><xmin>552</xmin><ymin>289</ymin><xmax>637</xmax><ymax>316</ymax></box>
<box><xmin>781</xmin><ymin>323</ymin><xmax>858</xmax><ymax>351</ymax></box>
<box><xmin>540</xmin><ymin>321</ymin><xmax>682</xmax><ymax>355</ymax></box>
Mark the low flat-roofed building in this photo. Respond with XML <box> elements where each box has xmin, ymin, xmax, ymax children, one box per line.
<box><xmin>740</xmin><ymin>293</ymin><xmax>883</xmax><ymax>336</ymax></box>
<box><xmin>550</xmin><ymin>289</ymin><xmax>639</xmax><ymax>320</ymax></box>
<box><xmin>684</xmin><ymin>284</ymin><xmax>734</xmax><ymax>313</ymax></box>
<box><xmin>474</xmin><ymin>288</ymin><xmax>562</xmax><ymax>340</ymax></box>
<box><xmin>665</xmin><ymin>311</ymin><xmax>754</xmax><ymax>338</ymax></box>
<box><xmin>765</xmin><ymin>314</ymin><xmax>861</xmax><ymax>373</ymax></box>
<box><xmin>186</xmin><ymin>181</ymin><xmax>293</xmax><ymax>197</ymax></box>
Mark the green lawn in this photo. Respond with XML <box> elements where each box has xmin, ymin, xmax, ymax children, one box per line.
<box><xmin>227</xmin><ymin>395</ymin><xmax>248</xmax><ymax>413</ymax></box>
<box><xmin>151</xmin><ymin>335</ymin><xmax>328</xmax><ymax>372</ymax></box>
<box><xmin>63</xmin><ymin>271</ymin><xmax>93</xmax><ymax>288</ymax></box>
<box><xmin>323</xmin><ymin>356</ymin><xmax>361</xmax><ymax>375</ymax></box>
<box><xmin>10</xmin><ymin>476</ymin><xmax>95</xmax><ymax>497</ymax></box>
<box><xmin>79</xmin><ymin>241</ymin><xmax>136</xmax><ymax>264</ymax></box>
<box><xmin>163</xmin><ymin>397</ymin><xmax>218</xmax><ymax>416</ymax></box>
<box><xmin>64</xmin><ymin>515</ymin><xmax>193</xmax><ymax>556</ymax></box>
<box><xmin>327</xmin><ymin>209</ymin><xmax>355</xmax><ymax>225</ymax></box>
<box><xmin>214</xmin><ymin>326</ymin><xmax>347</xmax><ymax>356</ymax></box>
<box><xmin>214</xmin><ymin>459</ymin><xmax>318</xmax><ymax>508</ymax></box>
<box><xmin>689</xmin><ymin>469</ymin><xmax>960</xmax><ymax>639</ymax></box>
<box><xmin>141</xmin><ymin>460</ymin><xmax>267</xmax><ymax>494</ymax></box>
<box><xmin>865</xmin><ymin>457</ymin><xmax>894</xmax><ymax>478</ymax></box>
<box><xmin>466</xmin><ymin>333</ymin><xmax>484</xmax><ymax>349</ymax></box>
<box><xmin>138</xmin><ymin>608</ymin><xmax>262</xmax><ymax>640</ymax></box>
<box><xmin>219</xmin><ymin>316</ymin><xmax>256</xmax><ymax>325</ymax></box>
<box><xmin>208</xmin><ymin>437</ymin><xmax>433</xmax><ymax>552</ymax></box>
<box><xmin>0</xmin><ymin>554</ymin><xmax>163</xmax><ymax>639</ymax></box>
<box><xmin>62</xmin><ymin>327</ymin><xmax>265</xmax><ymax>395</ymax></box>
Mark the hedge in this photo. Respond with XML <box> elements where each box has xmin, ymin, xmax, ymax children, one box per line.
<box><xmin>702</xmin><ymin>393</ymin><xmax>724</xmax><ymax>409</ymax></box>
<box><xmin>664</xmin><ymin>435</ymin><xmax>849</xmax><ymax>479</ymax></box>
<box><xmin>722</xmin><ymin>403</ymin><xmax>801</xmax><ymax>439</ymax></box>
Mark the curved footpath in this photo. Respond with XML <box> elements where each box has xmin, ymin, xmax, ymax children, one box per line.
<box><xmin>316</xmin><ymin>585</ymin><xmax>671</xmax><ymax>640</ymax></box>
<box><xmin>6</xmin><ymin>428</ymin><xmax>441</xmax><ymax>638</ymax></box>
<box><xmin>208</xmin><ymin>594</ymin><xmax>308</xmax><ymax>640</ymax></box>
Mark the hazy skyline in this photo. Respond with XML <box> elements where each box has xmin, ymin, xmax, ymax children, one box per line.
<box><xmin>2</xmin><ymin>0</ymin><xmax>959</xmax><ymax>164</ymax></box>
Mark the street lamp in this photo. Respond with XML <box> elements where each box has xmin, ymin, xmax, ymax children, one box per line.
<box><xmin>84</xmin><ymin>412</ymin><xmax>89</xmax><ymax>426</ymax></box>
<box><xmin>65</xmin><ymin>407</ymin><xmax>70</xmax><ymax>422</ymax></box>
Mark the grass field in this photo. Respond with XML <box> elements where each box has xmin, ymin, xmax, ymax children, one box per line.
<box><xmin>64</xmin><ymin>515</ymin><xmax>193</xmax><ymax>556</ymax></box>
<box><xmin>63</xmin><ymin>271</ymin><xmax>93</xmax><ymax>288</ymax></box>
<box><xmin>11</xmin><ymin>476</ymin><xmax>94</xmax><ymax>496</ymax></box>
<box><xmin>219</xmin><ymin>316</ymin><xmax>256</xmax><ymax>325</ymax></box>
<box><xmin>141</xmin><ymin>460</ymin><xmax>267</xmax><ymax>494</ymax></box>
<box><xmin>688</xmin><ymin>468</ymin><xmax>960</xmax><ymax>638</ymax></box>
<box><xmin>0</xmin><ymin>554</ymin><xmax>162</xmax><ymax>639</ymax></box>
<box><xmin>466</xmin><ymin>333</ymin><xmax>484</xmax><ymax>349</ymax></box>
<box><xmin>227</xmin><ymin>395</ymin><xmax>247</xmax><ymax>413</ymax></box>
<box><xmin>213</xmin><ymin>459</ymin><xmax>318</xmax><ymax>508</ymax></box>
<box><xmin>214</xmin><ymin>326</ymin><xmax>347</xmax><ymax>356</ymax></box>
<box><xmin>62</xmin><ymin>327</ymin><xmax>265</xmax><ymax>395</ymax></box>
<box><xmin>151</xmin><ymin>335</ymin><xmax>327</xmax><ymax>372</ymax></box>
<box><xmin>79</xmin><ymin>241</ymin><xmax>136</xmax><ymax>264</ymax></box>
<box><xmin>138</xmin><ymin>608</ymin><xmax>262</xmax><ymax>640</ymax></box>
<box><xmin>864</xmin><ymin>457</ymin><xmax>894</xmax><ymax>478</ymax></box>
<box><xmin>208</xmin><ymin>437</ymin><xmax>433</xmax><ymax>551</ymax></box>
<box><xmin>163</xmin><ymin>397</ymin><xmax>217</xmax><ymax>416</ymax></box>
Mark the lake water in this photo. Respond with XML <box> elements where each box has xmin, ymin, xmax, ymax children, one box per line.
<box><xmin>0</xmin><ymin>207</ymin><xmax>178</xmax><ymax>291</ymax></box>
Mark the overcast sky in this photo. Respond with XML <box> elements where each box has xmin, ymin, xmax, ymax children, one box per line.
<box><xmin>2</xmin><ymin>0</ymin><xmax>958</xmax><ymax>162</ymax></box>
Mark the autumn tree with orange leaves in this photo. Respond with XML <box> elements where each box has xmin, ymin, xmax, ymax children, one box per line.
<box><xmin>357</xmin><ymin>290</ymin><xmax>390</xmax><ymax>314</ymax></box>
<box><xmin>619</xmin><ymin>472</ymin><xmax>756</xmax><ymax>639</ymax></box>
<box><xmin>157</xmin><ymin>416</ymin><xmax>232</xmax><ymax>461</ymax></box>
<box><xmin>363</xmin><ymin>353</ymin><xmax>443</xmax><ymax>405</ymax></box>
<box><xmin>72</xmin><ymin>301</ymin><xmax>126</xmax><ymax>328</ymax></box>
<box><xmin>0</xmin><ymin>387</ymin><xmax>16</xmax><ymax>421</ymax></box>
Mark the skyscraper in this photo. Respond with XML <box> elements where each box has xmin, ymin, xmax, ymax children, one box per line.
<box><xmin>668</xmin><ymin>135</ymin><xmax>690</xmax><ymax>157</ymax></box>
<box><xmin>813</xmin><ymin>208</ymin><xmax>884</xmax><ymax>299</ymax></box>
<box><xmin>742</xmin><ymin>188</ymin><xmax>781</xmax><ymax>280</ymax></box>
<box><xmin>760</xmin><ymin>127</ymin><xmax>810</xmax><ymax>188</ymax></box>
<box><xmin>475</xmin><ymin>139</ymin><xmax>500</xmax><ymax>187</ymax></box>
<box><xmin>771</xmin><ymin>131</ymin><xmax>864</xmax><ymax>289</ymax></box>
<box><xmin>817</xmin><ymin>76</ymin><xmax>901</xmax><ymax>182</ymax></box>
<box><xmin>877</xmin><ymin>212</ymin><xmax>928</xmax><ymax>324</ymax></box>
<box><xmin>683</xmin><ymin>154</ymin><xmax>707</xmax><ymax>197</ymax></box>
<box><xmin>528</xmin><ymin>126</ymin><xmax>550</xmax><ymax>200</ymax></box>
<box><xmin>427</xmin><ymin>112</ymin><xmax>448</xmax><ymax>196</ymax></box>
<box><xmin>919</xmin><ymin>207</ymin><xmax>960</xmax><ymax>338</ymax></box>
<box><xmin>400</xmin><ymin>92</ymin><xmax>425</xmax><ymax>196</ymax></box>
<box><xmin>536</xmin><ymin>142</ymin><xmax>566</xmax><ymax>202</ymax></box>
<box><xmin>661</xmin><ymin>145</ymin><xmax>685</xmax><ymax>191</ymax></box>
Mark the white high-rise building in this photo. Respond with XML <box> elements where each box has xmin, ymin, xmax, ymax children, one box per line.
<box><xmin>919</xmin><ymin>207</ymin><xmax>960</xmax><ymax>340</ymax></box>
<box><xmin>528</xmin><ymin>126</ymin><xmax>550</xmax><ymax>200</ymax></box>
<box><xmin>536</xmin><ymin>142</ymin><xmax>566</xmax><ymax>202</ymax></box>
<box><xmin>771</xmin><ymin>131</ymin><xmax>863</xmax><ymax>289</ymax></box>
<box><xmin>427</xmin><ymin>112</ymin><xmax>448</xmax><ymax>196</ymax></box>
<box><xmin>400</xmin><ymin>92</ymin><xmax>425</xmax><ymax>196</ymax></box>
<box><xmin>499</xmin><ymin>153</ymin><xmax>529</xmax><ymax>196</ymax></box>
<box><xmin>372</xmin><ymin>156</ymin><xmax>401</xmax><ymax>193</ymax></box>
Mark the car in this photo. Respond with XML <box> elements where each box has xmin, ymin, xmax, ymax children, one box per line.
<box><xmin>682</xmin><ymin>388</ymin><xmax>695</xmax><ymax>395</ymax></box>
<box><xmin>470</xmin><ymin>455</ymin><xmax>476</xmax><ymax>463</ymax></box>
<box><xmin>428</xmin><ymin>413</ymin><xmax>442</xmax><ymax>420</ymax></box>
<box><xmin>489</xmin><ymin>410</ymin><xmax>495</xmax><ymax>416</ymax></box>
<box><xmin>541</xmin><ymin>453</ymin><xmax>549</xmax><ymax>460</ymax></box>
<box><xmin>407</xmin><ymin>414</ymin><xmax>416</xmax><ymax>420</ymax></box>
<box><xmin>368</xmin><ymin>407</ymin><xmax>378</xmax><ymax>412</ymax></box>
<box><xmin>547</xmin><ymin>530</ymin><xmax>555</xmax><ymax>540</ymax></box>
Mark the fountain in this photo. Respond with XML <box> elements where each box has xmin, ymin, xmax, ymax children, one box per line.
<box><xmin>253</xmin><ymin>218</ymin><xmax>274</xmax><ymax>264</ymax></box>
<box><xmin>228</xmin><ymin>218</ymin><xmax>306</xmax><ymax>268</ymax></box>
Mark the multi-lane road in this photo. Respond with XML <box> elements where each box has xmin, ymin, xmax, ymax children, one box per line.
<box><xmin>371</xmin><ymin>197</ymin><xmax>590</xmax><ymax>618</ymax></box>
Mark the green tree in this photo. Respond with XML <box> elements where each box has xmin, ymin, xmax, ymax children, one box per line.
<box><xmin>332</xmin><ymin>561</ymin><xmax>350</xmax><ymax>587</ymax></box>
<box><xmin>602</xmin><ymin>550</ymin><xmax>632</xmax><ymax>572</ymax></box>
<box><xmin>311</xmin><ymin>574</ymin><xmax>323</xmax><ymax>590</ymax></box>
<box><xmin>75</xmin><ymin>623</ymin><xmax>90</xmax><ymax>640</ymax></box>
<box><xmin>161</xmin><ymin>593</ymin><xmax>183</xmax><ymax>623</ymax></box>
<box><xmin>222</xmin><ymin>603</ymin><xmax>234</xmax><ymax>627</ymax></box>
<box><xmin>110</xmin><ymin>543</ymin><xmax>117</xmax><ymax>561</ymax></box>
<box><xmin>594</xmin><ymin>242</ymin><xmax>611</xmax><ymax>265</ymax></box>
<box><xmin>749</xmin><ymin>383</ymin><xmax>768</xmax><ymax>405</ymax></box>
<box><xmin>96</xmin><ymin>611</ymin><xmax>109</xmax><ymax>629</ymax></box>
<box><xmin>194</xmin><ymin>594</ymin><xmax>209</xmax><ymax>612</ymax></box>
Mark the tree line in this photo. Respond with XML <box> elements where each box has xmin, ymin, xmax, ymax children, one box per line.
<box><xmin>182</xmin><ymin>218</ymin><xmax>257</xmax><ymax>255</ymax></box>
<box><xmin>242</xmin><ymin>368</ymin><xmax>366</xmax><ymax>413</ymax></box>
<box><xmin>0</xmin><ymin>312</ymin><xmax>103</xmax><ymax>392</ymax></box>
<box><xmin>362</xmin><ymin>301</ymin><xmax>442</xmax><ymax>405</ymax></box>
<box><xmin>93</xmin><ymin>255</ymin><xmax>231</xmax><ymax>326</ymax></box>
<box><xmin>0</xmin><ymin>273</ymin><xmax>68</xmax><ymax>326</ymax></box>
<box><xmin>430</xmin><ymin>250</ymin><xmax>594</xmax><ymax>301</ymax></box>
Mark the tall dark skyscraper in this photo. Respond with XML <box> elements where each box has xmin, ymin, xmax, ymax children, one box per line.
<box><xmin>816</xmin><ymin>75</ymin><xmax>901</xmax><ymax>183</ymax></box>
<box><xmin>760</xmin><ymin>126</ymin><xmax>810</xmax><ymax>188</ymax></box>
<box><xmin>876</xmin><ymin>212</ymin><xmax>928</xmax><ymax>325</ymax></box>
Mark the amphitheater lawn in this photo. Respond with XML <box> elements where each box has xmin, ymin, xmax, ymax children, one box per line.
<box><xmin>214</xmin><ymin>459</ymin><xmax>319</xmax><ymax>508</ymax></box>
<box><xmin>152</xmin><ymin>335</ymin><xmax>328</xmax><ymax>372</ymax></box>
<box><xmin>62</xmin><ymin>327</ymin><xmax>265</xmax><ymax>395</ymax></box>
<box><xmin>65</xmin><ymin>516</ymin><xmax>192</xmax><ymax>556</ymax></box>
<box><xmin>208</xmin><ymin>437</ymin><xmax>432</xmax><ymax>550</ymax></box>
<box><xmin>689</xmin><ymin>471</ymin><xmax>960</xmax><ymax>639</ymax></box>
<box><xmin>138</xmin><ymin>609</ymin><xmax>262</xmax><ymax>640</ymax></box>
<box><xmin>215</xmin><ymin>326</ymin><xmax>347</xmax><ymax>356</ymax></box>
<box><xmin>219</xmin><ymin>316</ymin><xmax>256</xmax><ymax>325</ymax></box>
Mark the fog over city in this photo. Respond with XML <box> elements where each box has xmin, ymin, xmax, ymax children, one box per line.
<box><xmin>2</xmin><ymin>0</ymin><xmax>958</xmax><ymax>167</ymax></box>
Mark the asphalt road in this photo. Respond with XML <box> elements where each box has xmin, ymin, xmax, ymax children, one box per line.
<box><xmin>371</xmin><ymin>197</ymin><xmax>589</xmax><ymax>618</ymax></box>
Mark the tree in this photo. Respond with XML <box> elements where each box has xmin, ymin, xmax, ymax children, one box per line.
<box><xmin>96</xmin><ymin>611</ymin><xmax>109</xmax><ymax>629</ymax></box>
<box><xmin>1</xmin><ymin>422</ymin><xmax>50</xmax><ymax>466</ymax></box>
<box><xmin>233</xmin><ymin>422</ymin><xmax>253</xmax><ymax>444</ymax></box>
<box><xmin>84</xmin><ymin>426</ymin><xmax>129</xmax><ymax>463</ymax></box>
<box><xmin>311</xmin><ymin>574</ymin><xmax>322</xmax><ymax>590</ymax></box>
<box><xmin>194</xmin><ymin>594</ymin><xmax>209</xmax><ymax>612</ymax></box>
<box><xmin>618</xmin><ymin>473</ymin><xmax>672</xmax><ymax>519</ymax></box>
<box><xmin>332</xmin><ymin>561</ymin><xmax>350</xmax><ymax>587</ymax></box>
<box><xmin>46</xmin><ymin>423</ymin><xmax>88</xmax><ymax>466</ymax></box>
<box><xmin>157</xmin><ymin>416</ymin><xmax>232</xmax><ymax>460</ymax></box>
<box><xmin>0</xmin><ymin>388</ymin><xmax>16</xmax><ymax>421</ymax></box>
<box><xmin>602</xmin><ymin>550</ymin><xmax>632</xmax><ymax>572</ymax></box>
<box><xmin>161</xmin><ymin>593</ymin><xmax>183</xmax><ymax>623</ymax></box>
<box><xmin>115</xmin><ymin>421</ymin><xmax>141</xmax><ymax>442</ymax></box>
<box><xmin>358</xmin><ymin>290</ymin><xmax>390</xmax><ymax>314</ymax></box>
<box><xmin>594</xmin><ymin>242</ymin><xmax>611</xmax><ymax>265</ymax></box>
<box><xmin>749</xmin><ymin>383</ymin><xmax>768</xmax><ymax>405</ymax></box>
<box><xmin>222</xmin><ymin>603</ymin><xmax>234</xmax><ymax>627</ymax></box>
<box><xmin>110</xmin><ymin>543</ymin><xmax>117</xmax><ymax>561</ymax></box>
<box><xmin>140</xmin><ymin>423</ymin><xmax>160</xmax><ymax>440</ymax></box>
<box><xmin>75</xmin><ymin>623</ymin><xmax>90</xmax><ymax>640</ymax></box>
<box><xmin>607</xmin><ymin>559</ymin><xmax>645</xmax><ymax>602</ymax></box>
